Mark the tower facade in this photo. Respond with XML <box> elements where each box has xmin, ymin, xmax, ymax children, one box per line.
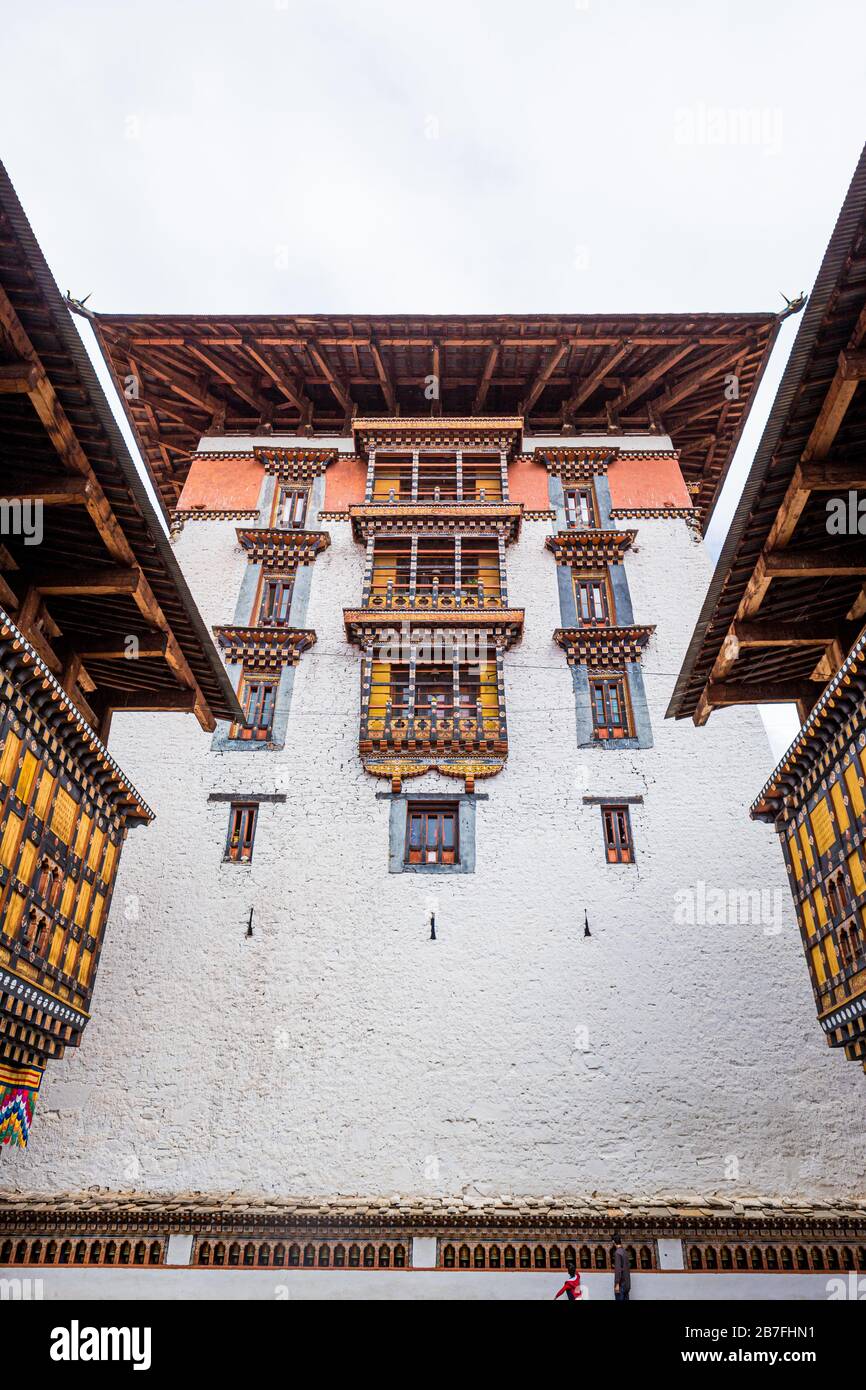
<box><xmin>9</xmin><ymin>416</ymin><xmax>865</xmax><ymax>1220</ymax></box>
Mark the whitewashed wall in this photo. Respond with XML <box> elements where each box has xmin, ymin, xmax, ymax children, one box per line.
<box><xmin>7</xmin><ymin>434</ymin><xmax>864</xmax><ymax>1202</ymax></box>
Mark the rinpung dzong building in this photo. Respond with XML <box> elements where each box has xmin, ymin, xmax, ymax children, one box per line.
<box><xmin>670</xmin><ymin>142</ymin><xmax>866</xmax><ymax>1077</ymax></box>
<box><xmin>3</xmin><ymin>197</ymin><xmax>866</xmax><ymax>1294</ymax></box>
<box><xmin>0</xmin><ymin>164</ymin><xmax>240</xmax><ymax>1146</ymax></box>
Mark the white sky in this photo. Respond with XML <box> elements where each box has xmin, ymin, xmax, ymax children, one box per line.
<box><xmin>3</xmin><ymin>0</ymin><xmax>865</xmax><ymax>758</ymax></box>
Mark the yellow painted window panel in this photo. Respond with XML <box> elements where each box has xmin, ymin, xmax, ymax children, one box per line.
<box><xmin>824</xmin><ymin>933</ymin><xmax>840</xmax><ymax>976</ymax></box>
<box><xmin>788</xmin><ymin>833</ymin><xmax>803</xmax><ymax>880</ymax></box>
<box><xmin>810</xmin><ymin>798</ymin><xmax>835</xmax><ymax>857</ymax></box>
<box><xmin>844</xmin><ymin>762</ymin><xmax>865</xmax><ymax>818</ymax></box>
<box><xmin>15</xmin><ymin>750</ymin><xmax>38</xmax><ymax>804</ymax></box>
<box><xmin>74</xmin><ymin>881</ymin><xmax>92</xmax><ymax>927</ymax></box>
<box><xmin>0</xmin><ymin>733</ymin><xmax>21</xmax><ymax>787</ymax></box>
<box><xmin>798</xmin><ymin>823</ymin><xmax>814</xmax><ymax>868</ymax></box>
<box><xmin>50</xmin><ymin>788</ymin><xmax>77</xmax><ymax>844</ymax></box>
<box><xmin>801</xmin><ymin>898</ymin><xmax>816</xmax><ymax>935</ymax></box>
<box><xmin>90</xmin><ymin>892</ymin><xmax>105</xmax><ymax>937</ymax></box>
<box><xmin>78</xmin><ymin>949</ymin><xmax>93</xmax><ymax>987</ymax></box>
<box><xmin>849</xmin><ymin>853</ymin><xmax>866</xmax><ymax>897</ymax></box>
<box><xmin>73</xmin><ymin>813</ymin><xmax>91</xmax><ymax>859</ymax></box>
<box><xmin>59</xmin><ymin>880</ymin><xmax>75</xmax><ymax>918</ymax></box>
<box><xmin>814</xmin><ymin>888</ymin><xmax>828</xmax><ymax>926</ymax></box>
<box><xmin>830</xmin><ymin>781</ymin><xmax>850</xmax><ymax>833</ymax></box>
<box><xmin>48</xmin><ymin>925</ymin><xmax>65</xmax><ymax>966</ymax></box>
<box><xmin>0</xmin><ymin>811</ymin><xmax>24</xmax><ymax>870</ymax></box>
<box><xmin>33</xmin><ymin>771</ymin><xmax>54</xmax><ymax>821</ymax></box>
<box><xmin>3</xmin><ymin>889</ymin><xmax>26</xmax><ymax>938</ymax></box>
<box><xmin>17</xmin><ymin>839</ymin><xmax>37</xmax><ymax>886</ymax></box>
<box><xmin>102</xmin><ymin>841</ymin><xmax>117</xmax><ymax>885</ymax></box>
<box><xmin>811</xmin><ymin>944</ymin><xmax>826</xmax><ymax>985</ymax></box>
<box><xmin>87</xmin><ymin>827</ymin><xmax>105</xmax><ymax>872</ymax></box>
<box><xmin>63</xmin><ymin>940</ymin><xmax>79</xmax><ymax>976</ymax></box>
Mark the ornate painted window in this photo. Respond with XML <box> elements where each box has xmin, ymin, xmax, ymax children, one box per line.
<box><xmin>405</xmin><ymin>802</ymin><xmax>459</xmax><ymax>866</ymax></box>
<box><xmin>574</xmin><ymin>574</ymin><xmax>612</xmax><ymax>626</ymax></box>
<box><xmin>232</xmin><ymin>679</ymin><xmax>277</xmax><ymax>741</ymax></box>
<box><xmin>590</xmin><ymin>674</ymin><xmax>631</xmax><ymax>739</ymax></box>
<box><xmin>225</xmin><ymin>803</ymin><xmax>258</xmax><ymax>863</ymax></box>
<box><xmin>257</xmin><ymin>576</ymin><xmax>294</xmax><ymax>626</ymax></box>
<box><xmin>274</xmin><ymin>485</ymin><xmax>309</xmax><ymax>529</ymax></box>
<box><xmin>602</xmin><ymin>805</ymin><xmax>634</xmax><ymax>864</ymax></box>
<box><xmin>564</xmin><ymin>485</ymin><xmax>597</xmax><ymax>529</ymax></box>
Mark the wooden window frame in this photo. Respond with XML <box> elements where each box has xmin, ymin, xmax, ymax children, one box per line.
<box><xmin>232</xmin><ymin>677</ymin><xmax>278</xmax><ymax>741</ymax></box>
<box><xmin>574</xmin><ymin>572</ymin><xmax>613</xmax><ymax>626</ymax></box>
<box><xmin>564</xmin><ymin>485</ymin><xmax>597</xmax><ymax>529</ymax></box>
<box><xmin>404</xmin><ymin>801</ymin><xmax>460</xmax><ymax>866</ymax></box>
<box><xmin>273</xmin><ymin>485</ymin><xmax>309</xmax><ymax>529</ymax></box>
<box><xmin>602</xmin><ymin>805</ymin><xmax>634</xmax><ymax>864</ymax></box>
<box><xmin>589</xmin><ymin>673</ymin><xmax>632</xmax><ymax>739</ymax></box>
<box><xmin>257</xmin><ymin>575</ymin><xmax>294</xmax><ymax>626</ymax></box>
<box><xmin>225</xmin><ymin>803</ymin><xmax>258</xmax><ymax>863</ymax></box>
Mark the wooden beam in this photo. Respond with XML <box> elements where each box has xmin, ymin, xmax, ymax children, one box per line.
<box><xmin>0</xmin><ymin>362</ymin><xmax>41</xmax><ymax>393</ymax></box>
<box><xmin>185</xmin><ymin>344</ymin><xmax>265</xmax><ymax>414</ymax></box>
<box><xmin>0</xmin><ymin>479</ymin><xmax>92</xmax><ymax>506</ymax></box>
<box><xmin>763</xmin><ymin>543</ymin><xmax>866</xmax><ymax>578</ymax></box>
<box><xmin>702</xmin><ymin>679</ymin><xmax>820</xmax><ymax>709</ymax></box>
<box><xmin>520</xmin><ymin>340</ymin><xmax>568</xmax><ymax>416</ymax></box>
<box><xmin>654</xmin><ymin>341</ymin><xmax>753</xmax><ymax>415</ymax></box>
<box><xmin>242</xmin><ymin>342</ymin><xmax>314</xmax><ymax>421</ymax></box>
<box><xmin>799</xmin><ymin>459</ymin><xmax>866</xmax><ymax>489</ymax></box>
<box><xmin>75</xmin><ymin>633</ymin><xmax>168</xmax><ymax>660</ymax></box>
<box><xmin>307</xmin><ymin>339</ymin><xmax>352</xmax><ymax>413</ymax></box>
<box><xmin>35</xmin><ymin>566</ymin><xmax>140</xmax><ymax>597</ymax></box>
<box><xmin>732</xmin><ymin>619</ymin><xmax>839</xmax><ymax>648</ymax></box>
<box><xmin>99</xmin><ymin>689</ymin><xmax>200</xmax><ymax>714</ymax></box>
<box><xmin>369</xmin><ymin>338</ymin><xmax>397</xmax><ymax>414</ymax></box>
<box><xmin>473</xmin><ymin>343</ymin><xmax>500</xmax><ymax>414</ymax></box>
<box><xmin>611</xmin><ymin>343</ymin><xmax>694</xmax><ymax>412</ymax></box>
<box><xmin>561</xmin><ymin>340</ymin><xmax>631</xmax><ymax>417</ymax></box>
<box><xmin>801</xmin><ymin>349</ymin><xmax>866</xmax><ymax>463</ymax></box>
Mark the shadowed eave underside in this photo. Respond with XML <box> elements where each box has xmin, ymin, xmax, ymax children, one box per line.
<box><xmin>91</xmin><ymin>310</ymin><xmax>784</xmax><ymax>529</ymax></box>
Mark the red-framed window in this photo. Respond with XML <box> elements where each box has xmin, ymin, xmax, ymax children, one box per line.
<box><xmin>275</xmin><ymin>486</ymin><xmax>308</xmax><ymax>529</ymax></box>
<box><xmin>574</xmin><ymin>574</ymin><xmax>611</xmax><ymax>626</ymax></box>
<box><xmin>602</xmin><ymin>806</ymin><xmax>634</xmax><ymax>864</ymax></box>
<box><xmin>232</xmin><ymin>679</ymin><xmax>277</xmax><ymax>741</ymax></box>
<box><xmin>590</xmin><ymin>675</ymin><xmax>630</xmax><ymax>739</ymax></box>
<box><xmin>258</xmin><ymin>577</ymin><xmax>294</xmax><ymax>626</ymax></box>
<box><xmin>564</xmin><ymin>486</ymin><xmax>597</xmax><ymax>528</ymax></box>
<box><xmin>405</xmin><ymin>803</ymin><xmax>459</xmax><ymax>865</ymax></box>
<box><xmin>225</xmin><ymin>803</ymin><xmax>258</xmax><ymax>863</ymax></box>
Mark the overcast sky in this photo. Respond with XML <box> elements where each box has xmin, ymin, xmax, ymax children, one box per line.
<box><xmin>3</xmin><ymin>0</ymin><xmax>865</xmax><ymax>755</ymax></box>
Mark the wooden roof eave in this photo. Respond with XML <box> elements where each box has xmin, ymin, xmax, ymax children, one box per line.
<box><xmin>668</xmin><ymin>141</ymin><xmax>866</xmax><ymax>725</ymax></box>
<box><xmin>0</xmin><ymin>160</ymin><xmax>242</xmax><ymax>731</ymax></box>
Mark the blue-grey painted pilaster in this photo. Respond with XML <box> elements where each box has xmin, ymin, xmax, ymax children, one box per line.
<box><xmin>234</xmin><ymin>563</ymin><xmax>261</xmax><ymax>624</ymax></box>
<box><xmin>289</xmin><ymin>563</ymin><xmax>313</xmax><ymax>627</ymax></box>
<box><xmin>556</xmin><ymin>566</ymin><xmax>578</xmax><ymax>626</ymax></box>
<box><xmin>594</xmin><ymin>473</ymin><xmax>614</xmax><ymax>528</ymax></box>
<box><xmin>258</xmin><ymin>474</ymin><xmax>277</xmax><ymax>525</ymax></box>
<box><xmin>386</xmin><ymin>794</ymin><xmax>478</xmax><ymax>874</ymax></box>
<box><xmin>572</xmin><ymin>666</ymin><xmax>594</xmax><ymax>747</ymax></box>
<box><xmin>609</xmin><ymin>564</ymin><xmax>634</xmax><ymax>625</ymax></box>
<box><xmin>548</xmin><ymin>472</ymin><xmax>566</xmax><ymax>530</ymax></box>
<box><xmin>626</xmin><ymin>663</ymin><xmax>653</xmax><ymax>748</ymax></box>
<box><xmin>307</xmin><ymin>473</ymin><xmax>326</xmax><ymax>528</ymax></box>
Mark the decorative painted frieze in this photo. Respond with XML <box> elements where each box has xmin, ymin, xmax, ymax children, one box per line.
<box><xmin>213</xmin><ymin>626</ymin><xmax>316</xmax><ymax>670</ymax></box>
<box><xmin>235</xmin><ymin>528</ymin><xmax>331</xmax><ymax>568</ymax></box>
<box><xmin>546</xmin><ymin>529</ymin><xmax>637</xmax><ymax>566</ymax></box>
<box><xmin>554</xmin><ymin>625</ymin><xmax>655</xmax><ymax>667</ymax></box>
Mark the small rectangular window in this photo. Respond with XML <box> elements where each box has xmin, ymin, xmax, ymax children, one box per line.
<box><xmin>602</xmin><ymin>805</ymin><xmax>634</xmax><ymax>864</ymax></box>
<box><xmin>590</xmin><ymin>674</ymin><xmax>631</xmax><ymax>739</ymax></box>
<box><xmin>405</xmin><ymin>803</ymin><xmax>459</xmax><ymax>866</ymax></box>
<box><xmin>225</xmin><ymin>803</ymin><xmax>258</xmax><ymax>863</ymax></box>
<box><xmin>564</xmin><ymin>486</ymin><xmax>597</xmax><ymax>528</ymax></box>
<box><xmin>232</xmin><ymin>679</ymin><xmax>277</xmax><ymax>740</ymax></box>
<box><xmin>258</xmin><ymin>576</ymin><xmax>294</xmax><ymax>626</ymax></box>
<box><xmin>574</xmin><ymin>574</ymin><xmax>612</xmax><ymax>626</ymax></box>
<box><xmin>275</xmin><ymin>486</ymin><xmax>309</xmax><ymax>529</ymax></box>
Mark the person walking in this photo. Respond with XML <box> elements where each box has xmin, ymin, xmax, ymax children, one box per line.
<box><xmin>553</xmin><ymin>1264</ymin><xmax>582</xmax><ymax>1300</ymax></box>
<box><xmin>612</xmin><ymin>1233</ymin><xmax>631</xmax><ymax>1302</ymax></box>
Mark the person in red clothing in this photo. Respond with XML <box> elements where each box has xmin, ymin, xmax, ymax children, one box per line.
<box><xmin>553</xmin><ymin>1264</ymin><xmax>582</xmax><ymax>1300</ymax></box>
